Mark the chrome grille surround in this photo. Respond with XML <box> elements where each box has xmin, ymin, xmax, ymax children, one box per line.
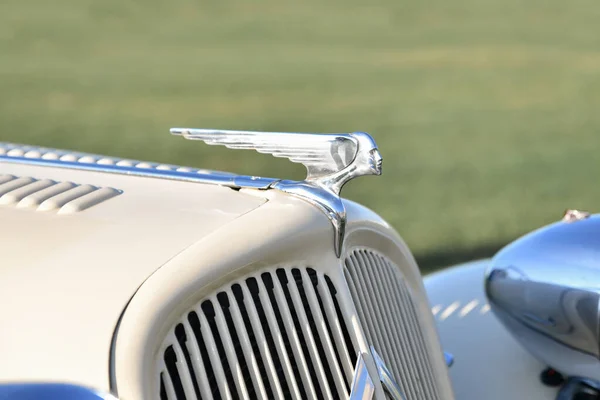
<box><xmin>344</xmin><ymin>248</ymin><xmax>441</xmax><ymax>400</ymax></box>
<box><xmin>157</xmin><ymin>267</ymin><xmax>357</xmax><ymax>400</ymax></box>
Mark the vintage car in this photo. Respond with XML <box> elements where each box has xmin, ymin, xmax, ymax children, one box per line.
<box><xmin>0</xmin><ymin>129</ymin><xmax>597</xmax><ymax>399</ymax></box>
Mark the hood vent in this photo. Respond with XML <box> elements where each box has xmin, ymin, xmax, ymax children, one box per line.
<box><xmin>0</xmin><ymin>174</ymin><xmax>121</xmax><ymax>214</ymax></box>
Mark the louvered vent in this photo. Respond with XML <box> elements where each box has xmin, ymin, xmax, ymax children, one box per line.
<box><xmin>158</xmin><ymin>267</ymin><xmax>357</xmax><ymax>400</ymax></box>
<box><xmin>344</xmin><ymin>249</ymin><xmax>441</xmax><ymax>400</ymax></box>
<box><xmin>0</xmin><ymin>174</ymin><xmax>121</xmax><ymax>213</ymax></box>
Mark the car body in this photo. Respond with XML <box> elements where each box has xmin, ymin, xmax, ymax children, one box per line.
<box><xmin>0</xmin><ymin>132</ymin><xmax>454</xmax><ymax>400</ymax></box>
<box><xmin>3</xmin><ymin>130</ymin><xmax>594</xmax><ymax>400</ymax></box>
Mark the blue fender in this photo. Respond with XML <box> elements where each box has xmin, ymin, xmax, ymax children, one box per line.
<box><xmin>424</xmin><ymin>260</ymin><xmax>558</xmax><ymax>399</ymax></box>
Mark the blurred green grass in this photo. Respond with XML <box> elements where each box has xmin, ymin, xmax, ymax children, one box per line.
<box><xmin>2</xmin><ymin>0</ymin><xmax>600</xmax><ymax>271</ymax></box>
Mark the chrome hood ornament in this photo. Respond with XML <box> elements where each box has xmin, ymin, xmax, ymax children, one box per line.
<box><xmin>171</xmin><ymin>128</ymin><xmax>383</xmax><ymax>256</ymax></box>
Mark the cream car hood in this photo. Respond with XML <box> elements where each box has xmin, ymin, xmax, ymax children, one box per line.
<box><xmin>0</xmin><ymin>157</ymin><xmax>267</xmax><ymax>390</ymax></box>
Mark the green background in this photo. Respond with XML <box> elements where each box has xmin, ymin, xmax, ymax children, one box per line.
<box><xmin>2</xmin><ymin>0</ymin><xmax>599</xmax><ymax>271</ymax></box>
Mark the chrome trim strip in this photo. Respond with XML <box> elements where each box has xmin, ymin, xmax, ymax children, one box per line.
<box><xmin>0</xmin><ymin>153</ymin><xmax>348</xmax><ymax>255</ymax></box>
<box><xmin>273</xmin><ymin>180</ymin><xmax>348</xmax><ymax>257</ymax></box>
<box><xmin>0</xmin><ymin>155</ymin><xmax>277</xmax><ymax>189</ymax></box>
<box><xmin>349</xmin><ymin>352</ymin><xmax>376</xmax><ymax>400</ymax></box>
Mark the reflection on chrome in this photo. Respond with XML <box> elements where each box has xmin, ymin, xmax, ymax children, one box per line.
<box><xmin>371</xmin><ymin>347</ymin><xmax>407</xmax><ymax>400</ymax></box>
<box><xmin>349</xmin><ymin>352</ymin><xmax>376</xmax><ymax>400</ymax></box>
<box><xmin>431</xmin><ymin>300</ymin><xmax>490</xmax><ymax>319</ymax></box>
<box><xmin>556</xmin><ymin>377</ymin><xmax>600</xmax><ymax>399</ymax></box>
<box><xmin>485</xmin><ymin>213</ymin><xmax>600</xmax><ymax>382</ymax></box>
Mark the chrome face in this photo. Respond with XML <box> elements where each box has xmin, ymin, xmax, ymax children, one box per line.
<box><xmin>369</xmin><ymin>148</ymin><xmax>383</xmax><ymax>176</ymax></box>
<box><xmin>485</xmin><ymin>213</ymin><xmax>600</xmax><ymax>382</ymax></box>
<box><xmin>171</xmin><ymin>128</ymin><xmax>382</xmax><ymax>256</ymax></box>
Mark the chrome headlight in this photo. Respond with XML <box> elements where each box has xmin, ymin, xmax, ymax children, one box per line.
<box><xmin>485</xmin><ymin>211</ymin><xmax>600</xmax><ymax>382</ymax></box>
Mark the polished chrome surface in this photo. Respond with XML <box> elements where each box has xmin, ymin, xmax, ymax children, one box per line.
<box><xmin>273</xmin><ymin>179</ymin><xmax>348</xmax><ymax>256</ymax></box>
<box><xmin>0</xmin><ymin>154</ymin><xmax>277</xmax><ymax>189</ymax></box>
<box><xmin>171</xmin><ymin>128</ymin><xmax>383</xmax><ymax>256</ymax></box>
<box><xmin>486</xmin><ymin>213</ymin><xmax>600</xmax><ymax>381</ymax></box>
<box><xmin>371</xmin><ymin>347</ymin><xmax>407</xmax><ymax>400</ymax></box>
<box><xmin>0</xmin><ymin>142</ymin><xmax>235</xmax><ymax>176</ymax></box>
<box><xmin>170</xmin><ymin>128</ymin><xmax>382</xmax><ymax>194</ymax></box>
<box><xmin>349</xmin><ymin>353</ymin><xmax>376</xmax><ymax>400</ymax></box>
<box><xmin>556</xmin><ymin>377</ymin><xmax>600</xmax><ymax>400</ymax></box>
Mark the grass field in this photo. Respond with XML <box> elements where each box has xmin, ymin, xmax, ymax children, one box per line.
<box><xmin>2</xmin><ymin>0</ymin><xmax>600</xmax><ymax>270</ymax></box>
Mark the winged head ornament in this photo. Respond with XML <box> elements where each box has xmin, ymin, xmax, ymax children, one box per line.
<box><xmin>170</xmin><ymin>128</ymin><xmax>383</xmax><ymax>256</ymax></box>
<box><xmin>170</xmin><ymin>128</ymin><xmax>382</xmax><ymax>195</ymax></box>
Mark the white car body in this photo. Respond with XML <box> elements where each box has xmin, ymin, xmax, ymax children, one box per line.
<box><xmin>0</xmin><ymin>141</ymin><xmax>456</xmax><ymax>399</ymax></box>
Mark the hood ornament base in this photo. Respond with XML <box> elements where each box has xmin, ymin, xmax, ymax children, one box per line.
<box><xmin>171</xmin><ymin>128</ymin><xmax>383</xmax><ymax>257</ymax></box>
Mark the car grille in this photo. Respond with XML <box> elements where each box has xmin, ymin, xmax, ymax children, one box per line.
<box><xmin>344</xmin><ymin>248</ymin><xmax>441</xmax><ymax>400</ymax></box>
<box><xmin>158</xmin><ymin>267</ymin><xmax>357</xmax><ymax>400</ymax></box>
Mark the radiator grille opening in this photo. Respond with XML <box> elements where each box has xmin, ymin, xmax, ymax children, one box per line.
<box><xmin>344</xmin><ymin>249</ymin><xmax>441</xmax><ymax>400</ymax></box>
<box><xmin>158</xmin><ymin>267</ymin><xmax>356</xmax><ymax>400</ymax></box>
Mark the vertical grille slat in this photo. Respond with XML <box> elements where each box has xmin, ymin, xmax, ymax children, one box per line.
<box><xmin>170</xmin><ymin>333</ymin><xmax>199</xmax><ymax>399</ymax></box>
<box><xmin>315</xmin><ymin>273</ymin><xmax>355</xmax><ymax>386</ymax></box>
<box><xmin>197</xmin><ymin>310</ymin><xmax>234</xmax><ymax>399</ymax></box>
<box><xmin>346</xmin><ymin>254</ymin><xmax>384</xmax><ymax>353</ymax></box>
<box><xmin>212</xmin><ymin>294</ymin><xmax>251</xmax><ymax>399</ymax></box>
<box><xmin>388</xmin><ymin>262</ymin><xmax>439</xmax><ymax>396</ymax></box>
<box><xmin>355</xmin><ymin>251</ymin><xmax>406</xmax><ymax>391</ymax></box>
<box><xmin>240</xmin><ymin>281</ymin><xmax>291</xmax><ymax>399</ymax></box>
<box><xmin>161</xmin><ymin>367</ymin><xmax>179</xmax><ymax>400</ymax></box>
<box><xmin>158</xmin><ymin>267</ymin><xmax>355</xmax><ymax>400</ymax></box>
<box><xmin>299</xmin><ymin>269</ymin><xmax>348</xmax><ymax>397</ymax></box>
<box><xmin>269</xmin><ymin>271</ymin><xmax>319</xmax><ymax>399</ymax></box>
<box><xmin>357</xmin><ymin>251</ymin><xmax>411</xmax><ymax>391</ymax></box>
<box><xmin>345</xmin><ymin>248</ymin><xmax>441</xmax><ymax>400</ymax></box>
<box><xmin>181</xmin><ymin>322</ymin><xmax>214</xmax><ymax>400</ymax></box>
<box><xmin>370</xmin><ymin>252</ymin><xmax>421</xmax><ymax>397</ymax></box>
<box><xmin>284</xmin><ymin>269</ymin><xmax>334</xmax><ymax>399</ymax></box>
<box><xmin>376</xmin><ymin>257</ymin><xmax>423</xmax><ymax>395</ymax></box>
<box><xmin>253</xmin><ymin>277</ymin><xmax>304</xmax><ymax>399</ymax></box>
<box><xmin>225</xmin><ymin>288</ymin><xmax>269</xmax><ymax>399</ymax></box>
<box><xmin>384</xmin><ymin>263</ymin><xmax>426</xmax><ymax>394</ymax></box>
